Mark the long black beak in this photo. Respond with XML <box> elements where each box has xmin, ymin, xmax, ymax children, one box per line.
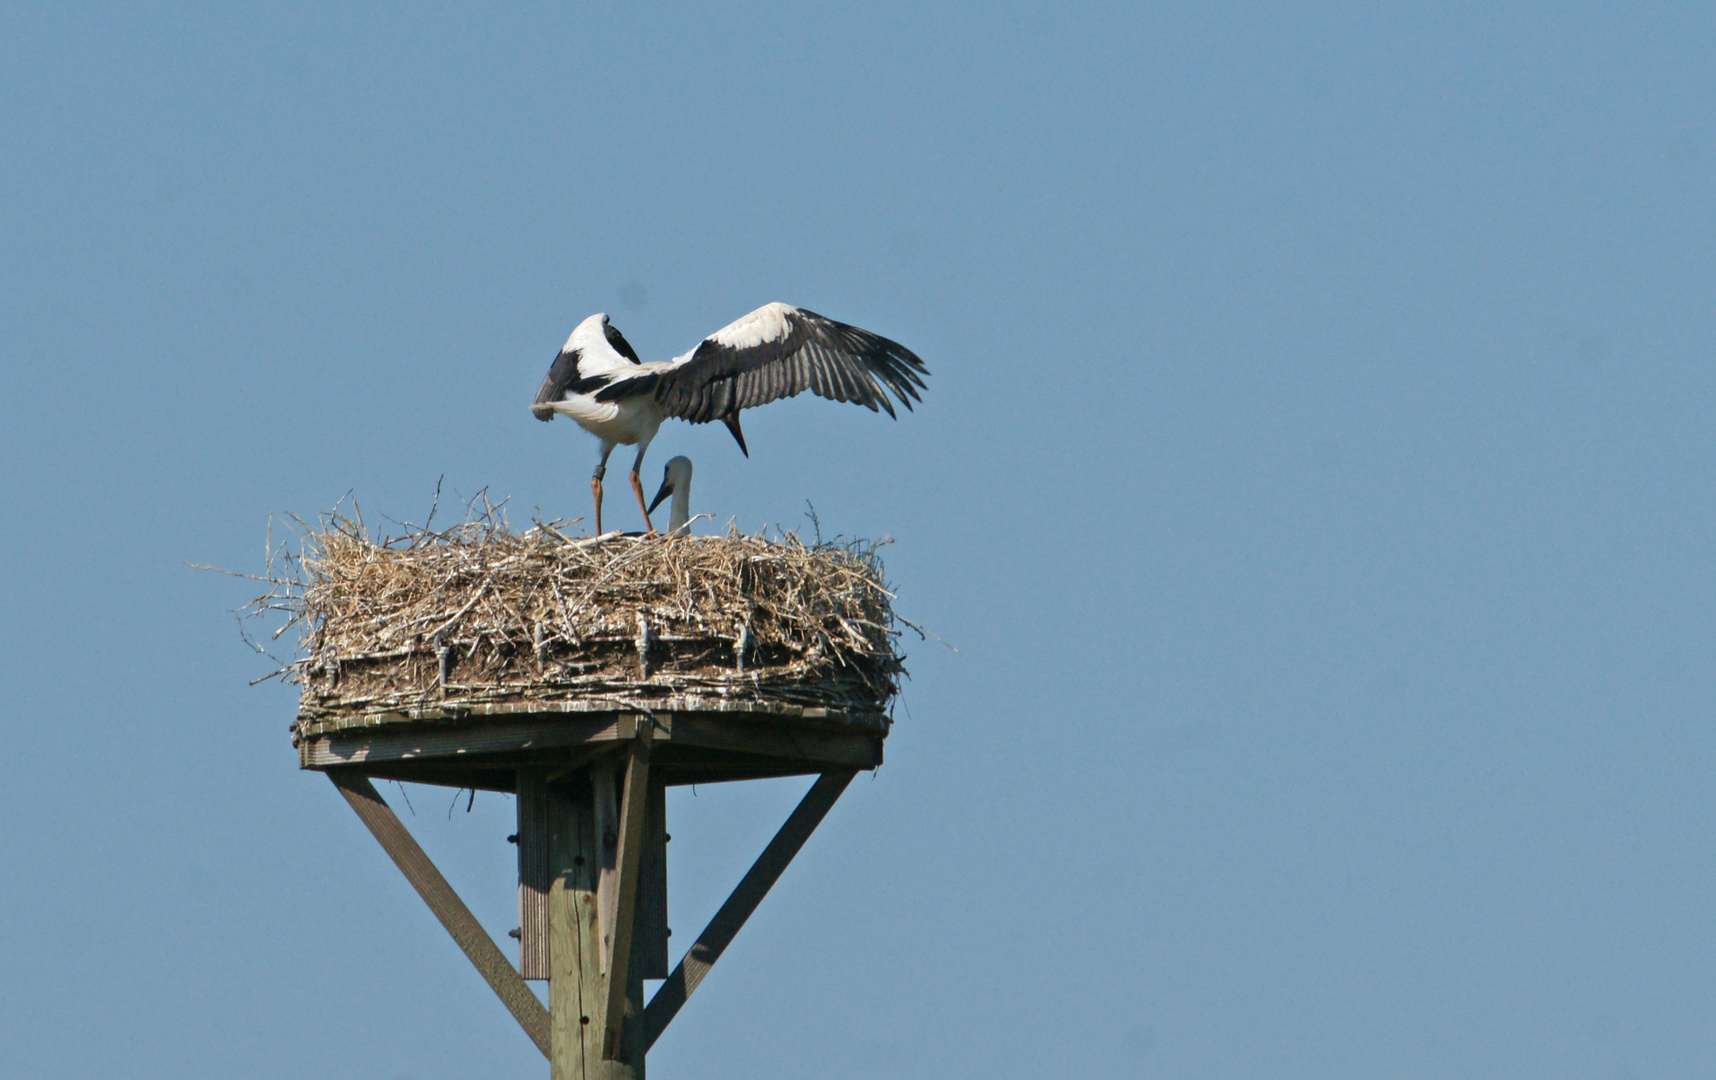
<box><xmin>722</xmin><ymin>413</ymin><xmax>749</xmax><ymax>457</ymax></box>
<box><xmin>648</xmin><ymin>479</ymin><xmax>673</xmax><ymax>514</ymax></box>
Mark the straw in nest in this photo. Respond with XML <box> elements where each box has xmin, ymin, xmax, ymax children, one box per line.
<box><xmin>236</xmin><ymin>499</ymin><xmax>908</xmax><ymax>734</ymax></box>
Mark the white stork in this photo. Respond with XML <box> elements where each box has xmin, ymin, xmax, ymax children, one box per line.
<box><xmin>531</xmin><ymin>302</ymin><xmax>929</xmax><ymax>535</ymax></box>
<box><xmin>648</xmin><ymin>455</ymin><xmax>694</xmax><ymax>536</ymax></box>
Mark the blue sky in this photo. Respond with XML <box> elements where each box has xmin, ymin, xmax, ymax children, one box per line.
<box><xmin>4</xmin><ymin>4</ymin><xmax>1715</xmax><ymax>1078</ymax></box>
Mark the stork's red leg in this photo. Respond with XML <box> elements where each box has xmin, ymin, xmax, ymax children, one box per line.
<box><xmin>631</xmin><ymin>469</ymin><xmax>655</xmax><ymax>535</ymax></box>
<box><xmin>591</xmin><ymin>475</ymin><xmax>604</xmax><ymax>537</ymax></box>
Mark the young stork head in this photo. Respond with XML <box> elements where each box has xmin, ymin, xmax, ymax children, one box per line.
<box><xmin>648</xmin><ymin>456</ymin><xmax>694</xmax><ymax>534</ymax></box>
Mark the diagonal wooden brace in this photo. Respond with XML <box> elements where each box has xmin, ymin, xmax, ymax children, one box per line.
<box><xmin>642</xmin><ymin>768</ymin><xmax>856</xmax><ymax>1051</ymax></box>
<box><xmin>328</xmin><ymin>771</ymin><xmax>552</xmax><ymax>1060</ymax></box>
<box><xmin>599</xmin><ymin>726</ymin><xmax>652</xmax><ymax>1059</ymax></box>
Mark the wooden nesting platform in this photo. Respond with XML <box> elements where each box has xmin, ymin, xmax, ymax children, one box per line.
<box><xmin>283</xmin><ymin>528</ymin><xmax>903</xmax><ymax>790</ymax></box>
<box><xmin>292</xmin><ymin>698</ymin><xmax>888</xmax><ymax>790</ymax></box>
<box><xmin>276</xmin><ymin>526</ymin><xmax>901</xmax><ymax>1074</ymax></box>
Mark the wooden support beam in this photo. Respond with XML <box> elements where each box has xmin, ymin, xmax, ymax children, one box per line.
<box><xmin>636</xmin><ymin>775</ymin><xmax>669</xmax><ymax>979</ymax></box>
<box><xmin>591</xmin><ymin>764</ymin><xmax>619</xmax><ymax>972</ymax></box>
<box><xmin>642</xmin><ymin>769</ymin><xmax>856</xmax><ymax>1051</ymax></box>
<box><xmin>328</xmin><ymin>771</ymin><xmax>551</xmax><ymax>1060</ymax></box>
<box><xmin>303</xmin><ymin>715</ymin><xmax>621</xmax><ymax>769</ymax></box>
<box><xmin>548</xmin><ymin>745</ymin><xmax>618</xmax><ymax>783</ymax></box>
<box><xmin>662</xmin><ymin>714</ymin><xmax>882</xmax><ymax>769</ymax></box>
<box><xmin>517</xmin><ymin>766</ymin><xmax>551</xmax><ymax>980</ymax></box>
<box><xmin>601</xmin><ymin>729</ymin><xmax>652</xmax><ymax>1059</ymax></box>
<box><xmin>298</xmin><ymin>710</ymin><xmax>881</xmax><ymax>773</ymax></box>
<box><xmin>343</xmin><ymin>761</ymin><xmax>521</xmax><ymax>792</ymax></box>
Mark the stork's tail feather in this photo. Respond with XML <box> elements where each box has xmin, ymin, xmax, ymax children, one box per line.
<box><xmin>722</xmin><ymin>413</ymin><xmax>749</xmax><ymax>457</ymax></box>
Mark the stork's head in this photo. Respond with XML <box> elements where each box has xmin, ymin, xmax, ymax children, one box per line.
<box><xmin>649</xmin><ymin>455</ymin><xmax>693</xmax><ymax>514</ymax></box>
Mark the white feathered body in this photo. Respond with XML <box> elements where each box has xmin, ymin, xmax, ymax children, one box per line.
<box><xmin>542</xmin><ymin>385</ymin><xmax>663</xmax><ymax>445</ymax></box>
<box><xmin>535</xmin><ymin>312</ymin><xmax>671</xmax><ymax>446</ymax></box>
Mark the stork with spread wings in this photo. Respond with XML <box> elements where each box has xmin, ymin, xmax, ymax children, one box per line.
<box><xmin>532</xmin><ymin>303</ymin><xmax>929</xmax><ymax>535</ymax></box>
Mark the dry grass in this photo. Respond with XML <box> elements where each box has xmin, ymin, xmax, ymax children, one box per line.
<box><xmin>236</xmin><ymin>495</ymin><xmax>906</xmax><ymax>729</ymax></box>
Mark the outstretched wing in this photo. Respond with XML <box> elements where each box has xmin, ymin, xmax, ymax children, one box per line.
<box><xmin>647</xmin><ymin>303</ymin><xmax>928</xmax><ymax>424</ymax></box>
<box><xmin>531</xmin><ymin>317</ymin><xmax>643</xmax><ymax>420</ymax></box>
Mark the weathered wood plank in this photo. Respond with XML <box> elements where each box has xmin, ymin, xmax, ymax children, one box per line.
<box><xmin>636</xmin><ymin>775</ymin><xmax>669</xmax><ymax>979</ymax></box>
<box><xmin>655</xmin><ymin>747</ymin><xmax>880</xmax><ymax>788</ymax></box>
<box><xmin>602</xmin><ymin>731</ymin><xmax>652</xmax><ymax>1059</ymax></box>
<box><xmin>327</xmin><ymin>771</ymin><xmax>551</xmax><ymax>1059</ymax></box>
<box><xmin>345</xmin><ymin>761</ymin><xmax>520</xmax><ymax>792</ymax></box>
<box><xmin>548</xmin><ymin>784</ymin><xmax>596</xmax><ymax>1076</ymax></box>
<box><xmin>303</xmin><ymin>715</ymin><xmax>622</xmax><ymax>768</ymax></box>
<box><xmin>517</xmin><ymin>766</ymin><xmax>551</xmax><ymax>981</ymax></box>
<box><xmin>591</xmin><ymin>763</ymin><xmax>619</xmax><ymax>974</ymax></box>
<box><xmin>661</xmin><ymin>714</ymin><xmax>882</xmax><ymax>768</ymax></box>
<box><xmin>300</xmin><ymin>710</ymin><xmax>881</xmax><ymax>772</ymax></box>
<box><xmin>548</xmin><ymin>745</ymin><xmax>620</xmax><ymax>783</ymax></box>
<box><xmin>302</xmin><ymin>742</ymin><xmax>879</xmax><ymax>799</ymax></box>
<box><xmin>549</xmin><ymin>779</ymin><xmax>642</xmax><ymax>1079</ymax></box>
<box><xmin>294</xmin><ymin>696</ymin><xmax>890</xmax><ymax>740</ymax></box>
<box><xmin>642</xmin><ymin>769</ymin><xmax>856</xmax><ymax>1051</ymax></box>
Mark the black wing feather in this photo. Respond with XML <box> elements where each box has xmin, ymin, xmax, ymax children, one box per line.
<box><xmin>532</xmin><ymin>321</ymin><xmax>643</xmax><ymax>420</ymax></box>
<box><xmin>531</xmin><ymin>348</ymin><xmax>590</xmax><ymax>421</ymax></box>
<box><xmin>653</xmin><ymin>307</ymin><xmax>928</xmax><ymax>425</ymax></box>
<box><xmin>592</xmin><ymin>370</ymin><xmax>661</xmax><ymax>403</ymax></box>
<box><xmin>604</xmin><ymin>324</ymin><xmax>642</xmax><ymax>364</ymax></box>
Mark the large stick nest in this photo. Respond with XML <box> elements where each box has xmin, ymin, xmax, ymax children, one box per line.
<box><xmin>242</xmin><ymin>499</ymin><xmax>907</xmax><ymax>735</ymax></box>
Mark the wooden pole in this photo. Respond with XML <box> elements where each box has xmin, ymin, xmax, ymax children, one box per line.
<box><xmin>549</xmin><ymin>774</ymin><xmax>645</xmax><ymax>1079</ymax></box>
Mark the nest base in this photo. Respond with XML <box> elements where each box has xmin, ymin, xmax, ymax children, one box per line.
<box><xmin>296</xmin><ymin>702</ymin><xmax>886</xmax><ymax>791</ymax></box>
